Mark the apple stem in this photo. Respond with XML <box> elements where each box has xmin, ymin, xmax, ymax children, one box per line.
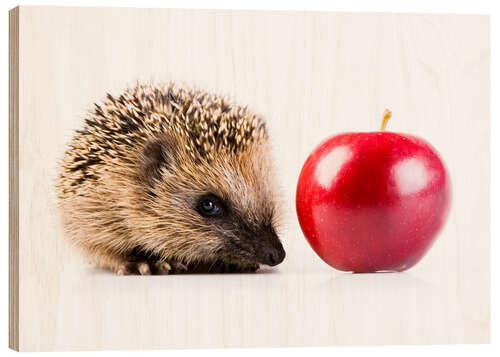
<box><xmin>380</xmin><ymin>109</ymin><xmax>392</xmax><ymax>131</ymax></box>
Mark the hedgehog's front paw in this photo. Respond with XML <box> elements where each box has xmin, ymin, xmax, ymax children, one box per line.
<box><xmin>168</xmin><ymin>260</ymin><xmax>188</xmax><ymax>274</ymax></box>
<box><xmin>242</xmin><ymin>263</ymin><xmax>260</xmax><ymax>272</ymax></box>
<box><xmin>152</xmin><ymin>260</ymin><xmax>172</xmax><ymax>275</ymax></box>
<box><xmin>152</xmin><ymin>259</ymin><xmax>189</xmax><ymax>274</ymax></box>
<box><xmin>237</xmin><ymin>263</ymin><xmax>260</xmax><ymax>273</ymax></box>
<box><xmin>116</xmin><ymin>259</ymin><xmax>176</xmax><ymax>275</ymax></box>
<box><xmin>116</xmin><ymin>260</ymin><xmax>152</xmax><ymax>275</ymax></box>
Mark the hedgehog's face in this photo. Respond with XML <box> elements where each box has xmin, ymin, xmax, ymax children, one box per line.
<box><xmin>136</xmin><ymin>134</ymin><xmax>285</xmax><ymax>269</ymax></box>
<box><xmin>191</xmin><ymin>188</ymin><xmax>284</xmax><ymax>267</ymax></box>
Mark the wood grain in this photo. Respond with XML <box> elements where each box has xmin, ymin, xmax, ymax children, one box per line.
<box><xmin>9</xmin><ymin>6</ymin><xmax>490</xmax><ymax>351</ymax></box>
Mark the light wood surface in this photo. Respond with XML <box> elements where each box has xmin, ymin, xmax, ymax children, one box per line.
<box><xmin>9</xmin><ymin>6</ymin><xmax>490</xmax><ymax>351</ymax></box>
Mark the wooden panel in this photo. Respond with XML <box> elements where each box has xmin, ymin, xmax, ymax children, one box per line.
<box><xmin>9</xmin><ymin>6</ymin><xmax>490</xmax><ymax>351</ymax></box>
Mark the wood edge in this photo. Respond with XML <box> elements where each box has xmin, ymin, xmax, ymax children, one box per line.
<box><xmin>9</xmin><ymin>6</ymin><xmax>20</xmax><ymax>352</ymax></box>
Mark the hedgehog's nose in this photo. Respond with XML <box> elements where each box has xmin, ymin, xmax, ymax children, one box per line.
<box><xmin>262</xmin><ymin>243</ymin><xmax>286</xmax><ymax>266</ymax></box>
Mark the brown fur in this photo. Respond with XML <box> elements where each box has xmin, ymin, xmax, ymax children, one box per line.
<box><xmin>56</xmin><ymin>82</ymin><xmax>283</xmax><ymax>275</ymax></box>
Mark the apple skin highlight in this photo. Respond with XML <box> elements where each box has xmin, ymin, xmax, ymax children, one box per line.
<box><xmin>296</xmin><ymin>112</ymin><xmax>451</xmax><ymax>273</ymax></box>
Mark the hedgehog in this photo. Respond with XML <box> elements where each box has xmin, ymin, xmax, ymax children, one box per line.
<box><xmin>56</xmin><ymin>82</ymin><xmax>285</xmax><ymax>275</ymax></box>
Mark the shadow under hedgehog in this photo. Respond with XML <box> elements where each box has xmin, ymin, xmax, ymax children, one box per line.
<box><xmin>56</xmin><ymin>82</ymin><xmax>285</xmax><ymax>275</ymax></box>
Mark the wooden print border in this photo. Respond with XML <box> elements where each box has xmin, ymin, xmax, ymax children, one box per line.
<box><xmin>9</xmin><ymin>6</ymin><xmax>20</xmax><ymax>352</ymax></box>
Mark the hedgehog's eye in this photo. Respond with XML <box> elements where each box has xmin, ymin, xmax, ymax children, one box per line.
<box><xmin>197</xmin><ymin>194</ymin><xmax>224</xmax><ymax>217</ymax></box>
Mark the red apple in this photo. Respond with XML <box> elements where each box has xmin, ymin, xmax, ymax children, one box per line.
<box><xmin>296</xmin><ymin>110</ymin><xmax>451</xmax><ymax>272</ymax></box>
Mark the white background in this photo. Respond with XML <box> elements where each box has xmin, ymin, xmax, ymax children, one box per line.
<box><xmin>2</xmin><ymin>0</ymin><xmax>498</xmax><ymax>356</ymax></box>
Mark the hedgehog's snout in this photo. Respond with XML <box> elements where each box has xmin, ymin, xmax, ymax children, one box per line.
<box><xmin>254</xmin><ymin>230</ymin><xmax>286</xmax><ymax>266</ymax></box>
<box><xmin>257</xmin><ymin>241</ymin><xmax>285</xmax><ymax>266</ymax></box>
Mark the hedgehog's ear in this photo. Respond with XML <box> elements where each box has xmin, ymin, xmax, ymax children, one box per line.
<box><xmin>138</xmin><ymin>134</ymin><xmax>177</xmax><ymax>187</ymax></box>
